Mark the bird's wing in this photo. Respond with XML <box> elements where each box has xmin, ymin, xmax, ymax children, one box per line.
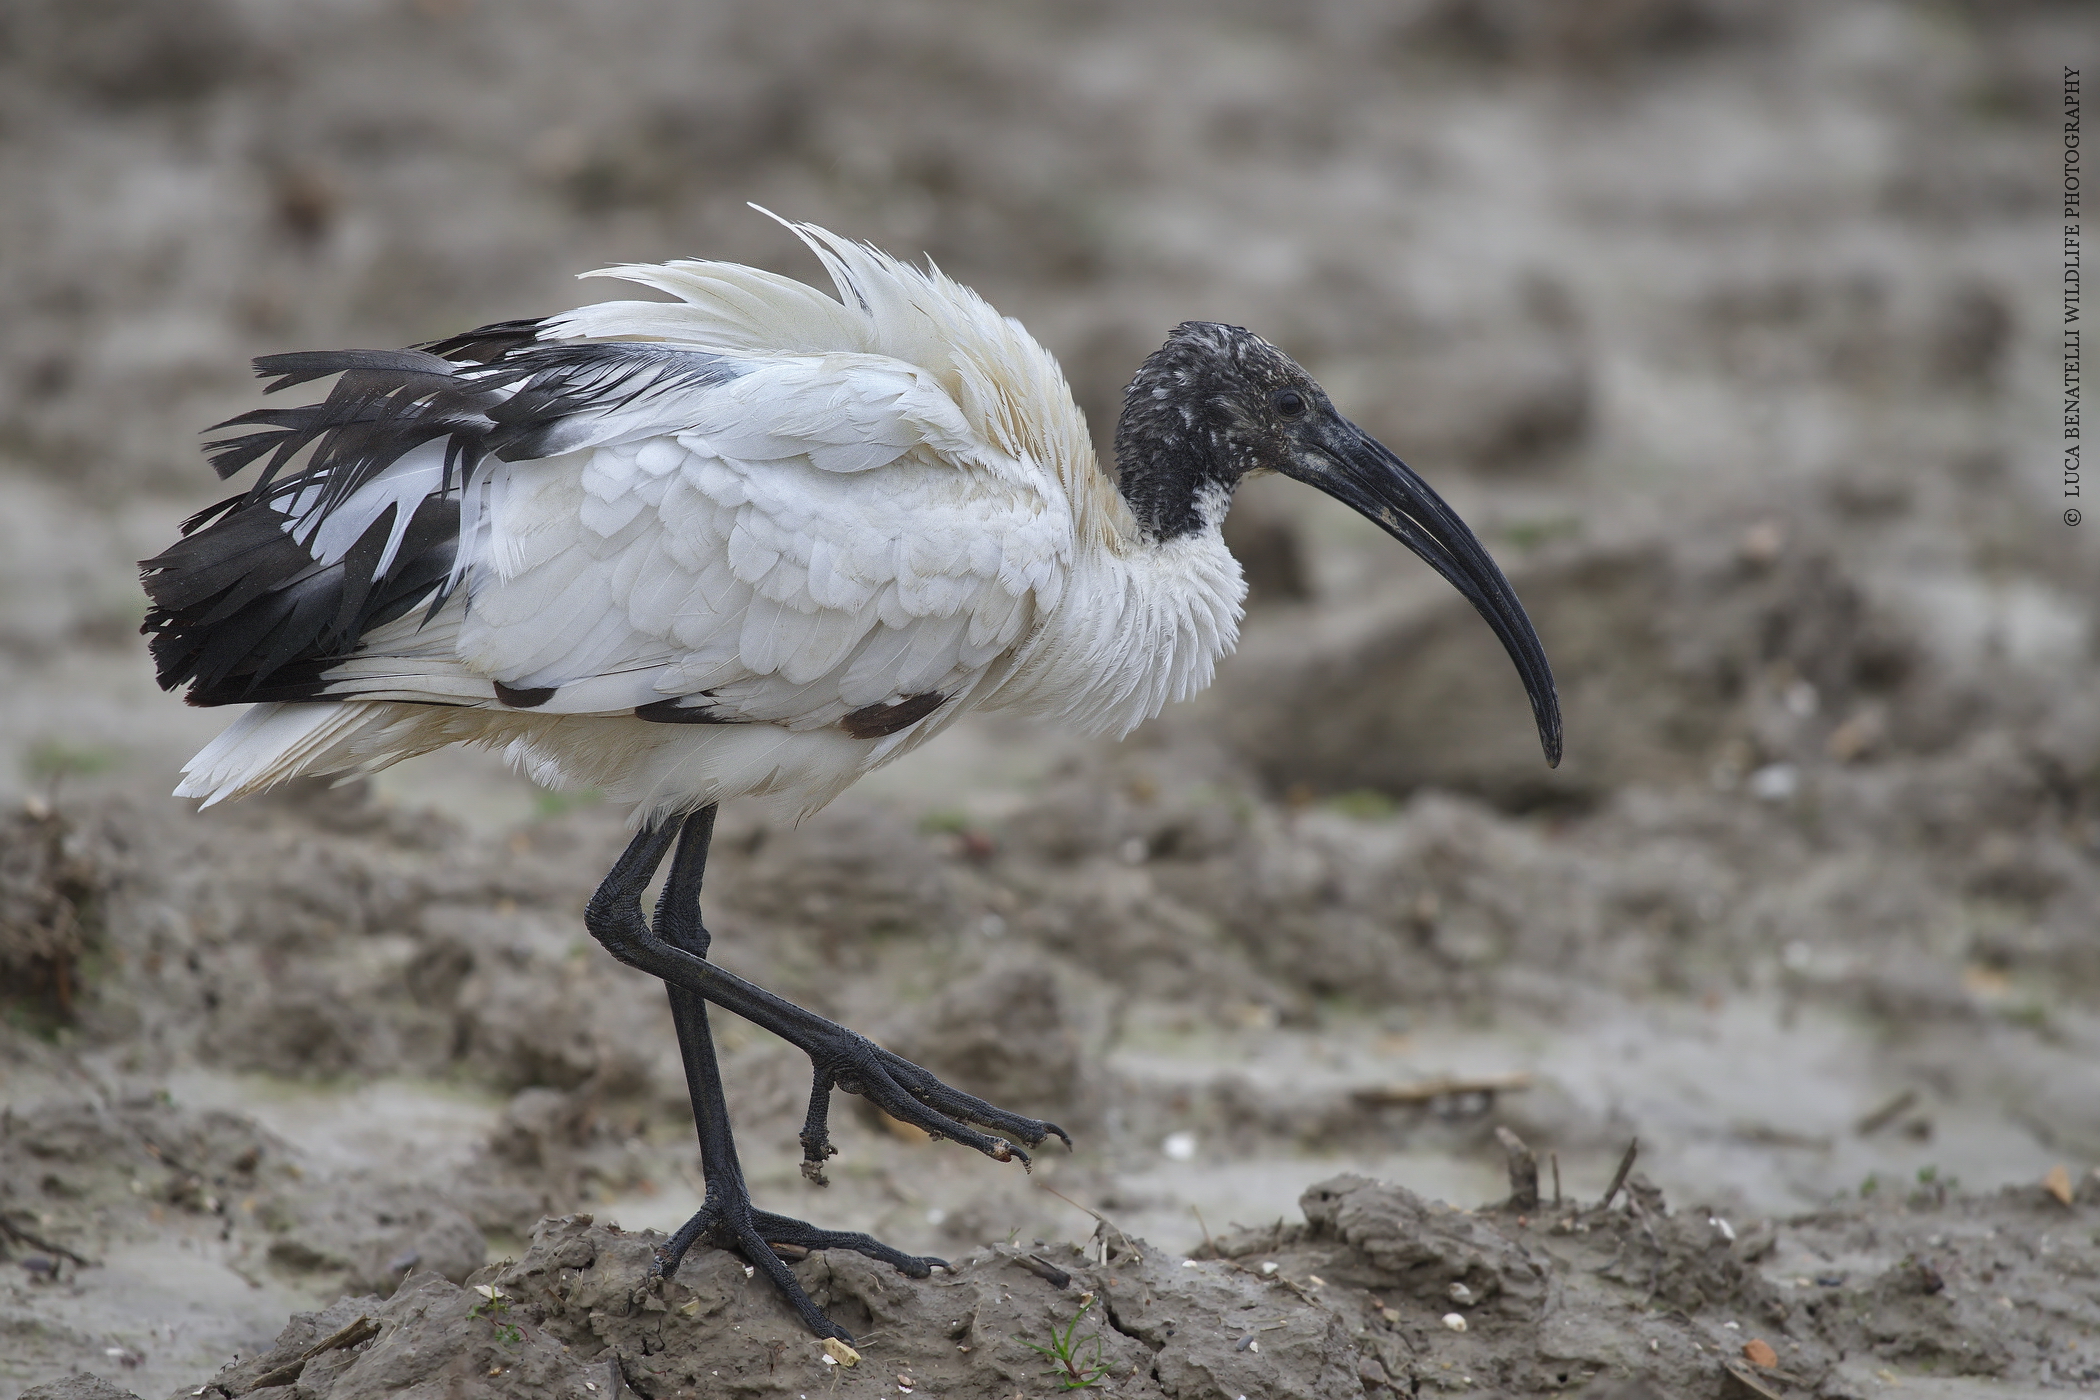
<box><xmin>144</xmin><ymin>331</ymin><xmax>1073</xmax><ymax>739</ymax></box>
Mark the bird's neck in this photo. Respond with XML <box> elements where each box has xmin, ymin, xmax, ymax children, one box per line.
<box><xmin>986</xmin><ymin>523</ymin><xmax>1246</xmax><ymax>737</ymax></box>
<box><xmin>1112</xmin><ymin>404</ymin><xmax>1233</xmax><ymax>543</ymax></box>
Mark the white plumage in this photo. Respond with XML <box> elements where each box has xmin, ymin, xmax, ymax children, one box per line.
<box><xmin>171</xmin><ymin>218</ymin><xmax>1245</xmax><ymax>822</ymax></box>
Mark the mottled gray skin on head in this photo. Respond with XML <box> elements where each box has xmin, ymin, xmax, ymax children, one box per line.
<box><xmin>1114</xmin><ymin>321</ymin><xmax>1328</xmax><ymax>541</ymax></box>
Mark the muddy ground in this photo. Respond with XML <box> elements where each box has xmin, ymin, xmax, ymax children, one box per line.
<box><xmin>3</xmin><ymin>0</ymin><xmax>2097</xmax><ymax>1396</ymax></box>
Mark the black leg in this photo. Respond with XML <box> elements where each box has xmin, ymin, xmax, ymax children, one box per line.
<box><xmin>625</xmin><ymin>809</ymin><xmax>971</xmax><ymax>1342</ymax></box>
<box><xmin>583</xmin><ymin>820</ymin><xmax>1070</xmax><ymax>1173</ymax></box>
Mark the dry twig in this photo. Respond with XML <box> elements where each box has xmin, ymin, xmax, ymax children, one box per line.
<box><xmin>1599</xmin><ymin>1138</ymin><xmax>1639</xmax><ymax>1210</ymax></box>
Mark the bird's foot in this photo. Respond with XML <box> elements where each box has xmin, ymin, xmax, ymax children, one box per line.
<box><xmin>791</xmin><ymin>1024</ymin><xmax>1070</xmax><ymax>1181</ymax></box>
<box><xmin>648</xmin><ymin>1195</ymin><xmax>944</xmax><ymax>1342</ymax></box>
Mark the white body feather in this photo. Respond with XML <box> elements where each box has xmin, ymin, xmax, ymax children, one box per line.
<box><xmin>176</xmin><ymin>224</ymin><xmax>1246</xmax><ymax>822</ymax></box>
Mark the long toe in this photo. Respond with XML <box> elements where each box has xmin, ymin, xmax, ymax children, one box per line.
<box><xmin>741</xmin><ymin>1240</ymin><xmax>856</xmax><ymax>1343</ymax></box>
<box><xmin>870</xmin><ymin>1046</ymin><xmax>1073</xmax><ymax>1152</ymax></box>
<box><xmin>649</xmin><ymin>1202</ymin><xmax>724</xmax><ymax>1282</ymax></box>
<box><xmin>657</xmin><ymin>1198</ymin><xmax>949</xmax><ymax>1340</ymax></box>
<box><xmin>750</xmin><ymin>1209</ymin><xmax>945</xmax><ymax>1278</ymax></box>
<box><xmin>721</xmin><ymin>1211</ymin><xmax>928</xmax><ymax>1343</ymax></box>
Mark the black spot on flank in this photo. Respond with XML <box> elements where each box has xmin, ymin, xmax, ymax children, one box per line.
<box><xmin>634</xmin><ymin>699</ymin><xmax>743</xmax><ymax>724</ymax></box>
<box><xmin>840</xmin><ymin>692</ymin><xmax>946</xmax><ymax>739</ymax></box>
<box><xmin>494</xmin><ymin>682</ymin><xmax>557</xmax><ymax>708</ymax></box>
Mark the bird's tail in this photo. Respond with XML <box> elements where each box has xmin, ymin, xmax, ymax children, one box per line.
<box><xmin>174</xmin><ymin>701</ymin><xmax>418</xmax><ymax>807</ymax></box>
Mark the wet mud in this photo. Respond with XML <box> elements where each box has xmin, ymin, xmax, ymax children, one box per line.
<box><xmin>4</xmin><ymin>0</ymin><xmax>2096</xmax><ymax>1396</ymax></box>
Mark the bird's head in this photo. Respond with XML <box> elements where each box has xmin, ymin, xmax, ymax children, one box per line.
<box><xmin>1116</xmin><ymin>320</ymin><xmax>1562</xmax><ymax>768</ymax></box>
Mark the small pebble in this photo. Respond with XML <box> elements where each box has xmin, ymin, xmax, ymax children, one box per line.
<box><xmin>1260</xmin><ymin>1261</ymin><xmax>1278</xmax><ymax>1275</ymax></box>
<box><xmin>1441</xmin><ymin>1313</ymin><xmax>1467</xmax><ymax>1333</ymax></box>
<box><xmin>1447</xmin><ymin>1282</ymin><xmax>1474</xmax><ymax>1304</ymax></box>
<box><xmin>1742</xmin><ymin>1339</ymin><xmax>1778</xmax><ymax>1368</ymax></box>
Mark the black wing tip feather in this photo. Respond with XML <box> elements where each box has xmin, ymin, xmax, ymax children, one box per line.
<box><xmin>152</xmin><ymin>319</ymin><xmax>747</xmax><ymax>707</ymax></box>
<box><xmin>251</xmin><ymin>347</ymin><xmax>462</xmax><ymax>393</ymax></box>
<box><xmin>418</xmin><ymin>318</ymin><xmax>550</xmax><ymax>364</ymax></box>
<box><xmin>154</xmin><ymin>334</ymin><xmax>546</xmax><ymax>702</ymax></box>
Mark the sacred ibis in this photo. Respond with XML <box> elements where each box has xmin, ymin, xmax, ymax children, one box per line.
<box><xmin>142</xmin><ymin>215</ymin><xmax>1560</xmax><ymax>1340</ymax></box>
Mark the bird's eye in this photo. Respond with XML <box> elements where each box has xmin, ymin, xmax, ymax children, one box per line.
<box><xmin>1272</xmin><ymin>389</ymin><xmax>1306</xmax><ymax>418</ymax></box>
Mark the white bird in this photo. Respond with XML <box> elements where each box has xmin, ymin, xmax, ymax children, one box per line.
<box><xmin>143</xmin><ymin>214</ymin><xmax>1559</xmax><ymax>1339</ymax></box>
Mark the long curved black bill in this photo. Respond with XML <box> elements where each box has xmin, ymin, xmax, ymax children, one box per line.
<box><xmin>1283</xmin><ymin>420</ymin><xmax>1562</xmax><ymax>767</ymax></box>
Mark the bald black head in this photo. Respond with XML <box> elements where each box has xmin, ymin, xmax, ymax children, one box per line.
<box><xmin>1115</xmin><ymin>319</ymin><xmax>1565</xmax><ymax>769</ymax></box>
<box><xmin>1113</xmin><ymin>322</ymin><xmax>1327</xmax><ymax>541</ymax></box>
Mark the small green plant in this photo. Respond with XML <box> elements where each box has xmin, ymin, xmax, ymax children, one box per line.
<box><xmin>1502</xmin><ymin>515</ymin><xmax>1581</xmax><ymax>550</ymax></box>
<box><xmin>1906</xmin><ymin>1164</ymin><xmax>1960</xmax><ymax>1207</ymax></box>
<box><xmin>533</xmin><ymin>788</ymin><xmax>603</xmax><ymax>819</ymax></box>
<box><xmin>1859</xmin><ymin>1173</ymin><xmax>1880</xmax><ymax>1197</ymax></box>
<box><xmin>917</xmin><ymin>808</ymin><xmax>974</xmax><ymax>835</ymax></box>
<box><xmin>2001</xmin><ymin>1001</ymin><xmax>2052</xmax><ymax>1034</ymax></box>
<box><xmin>469</xmin><ymin>1285</ymin><xmax>522</xmax><ymax>1344</ymax></box>
<box><xmin>1324</xmin><ymin>788</ymin><xmax>1398</xmax><ymax>821</ymax></box>
<box><xmin>1025</xmin><ymin>1296</ymin><xmax>1110</xmax><ymax>1390</ymax></box>
<box><xmin>25</xmin><ymin>740</ymin><xmax>120</xmax><ymax>786</ymax></box>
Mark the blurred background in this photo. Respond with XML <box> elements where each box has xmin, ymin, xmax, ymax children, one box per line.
<box><xmin>0</xmin><ymin>0</ymin><xmax>2093</xmax><ymax>1394</ymax></box>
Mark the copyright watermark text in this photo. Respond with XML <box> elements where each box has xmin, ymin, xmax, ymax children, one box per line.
<box><xmin>2067</xmin><ymin>66</ymin><xmax>2083</xmax><ymax>523</ymax></box>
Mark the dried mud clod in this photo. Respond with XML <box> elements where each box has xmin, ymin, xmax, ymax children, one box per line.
<box><xmin>17</xmin><ymin>1374</ymin><xmax>144</xmax><ymax>1400</ymax></box>
<box><xmin>0</xmin><ymin>805</ymin><xmax>117</xmax><ymax>1028</ymax></box>
<box><xmin>0</xmin><ymin>1093</ymin><xmax>486</xmax><ymax>1303</ymax></box>
<box><xmin>143</xmin><ymin>1173</ymin><xmax>2100</xmax><ymax>1400</ymax></box>
<box><xmin>170</xmin><ymin>1208</ymin><xmax>1364</xmax><ymax>1400</ymax></box>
